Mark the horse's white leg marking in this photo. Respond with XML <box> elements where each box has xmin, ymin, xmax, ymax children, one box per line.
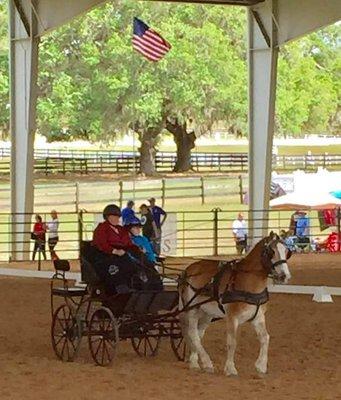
<box><xmin>224</xmin><ymin>316</ymin><xmax>239</xmax><ymax>376</ymax></box>
<box><xmin>252</xmin><ymin>308</ymin><xmax>269</xmax><ymax>374</ymax></box>
<box><xmin>197</xmin><ymin>311</ymin><xmax>212</xmax><ymax>339</ymax></box>
<box><xmin>185</xmin><ymin>310</ymin><xmax>200</xmax><ymax>370</ymax></box>
<box><xmin>188</xmin><ymin>309</ymin><xmax>214</xmax><ymax>373</ymax></box>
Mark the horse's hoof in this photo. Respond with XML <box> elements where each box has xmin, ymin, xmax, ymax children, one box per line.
<box><xmin>189</xmin><ymin>364</ymin><xmax>201</xmax><ymax>372</ymax></box>
<box><xmin>255</xmin><ymin>364</ymin><xmax>267</xmax><ymax>375</ymax></box>
<box><xmin>224</xmin><ymin>368</ymin><xmax>238</xmax><ymax>377</ymax></box>
<box><xmin>203</xmin><ymin>367</ymin><xmax>215</xmax><ymax>374</ymax></box>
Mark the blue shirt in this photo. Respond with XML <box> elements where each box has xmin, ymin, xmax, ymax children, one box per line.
<box><xmin>131</xmin><ymin>235</ymin><xmax>156</xmax><ymax>263</ymax></box>
<box><xmin>151</xmin><ymin>206</ymin><xmax>166</xmax><ymax>229</ymax></box>
<box><xmin>296</xmin><ymin>216</ymin><xmax>309</xmax><ymax>237</ymax></box>
<box><xmin>121</xmin><ymin>207</ymin><xmax>135</xmax><ymax>225</ymax></box>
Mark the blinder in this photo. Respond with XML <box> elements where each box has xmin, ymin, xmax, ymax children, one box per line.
<box><xmin>261</xmin><ymin>240</ymin><xmax>289</xmax><ymax>275</ymax></box>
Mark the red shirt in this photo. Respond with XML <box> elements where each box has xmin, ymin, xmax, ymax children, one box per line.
<box><xmin>33</xmin><ymin>222</ymin><xmax>46</xmax><ymax>240</ymax></box>
<box><xmin>92</xmin><ymin>221</ymin><xmax>140</xmax><ymax>255</ymax></box>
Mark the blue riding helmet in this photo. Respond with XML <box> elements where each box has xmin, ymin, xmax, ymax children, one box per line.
<box><xmin>124</xmin><ymin>216</ymin><xmax>142</xmax><ymax>228</ymax></box>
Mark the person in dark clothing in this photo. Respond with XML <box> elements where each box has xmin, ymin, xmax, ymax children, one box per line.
<box><xmin>147</xmin><ymin>197</ymin><xmax>167</xmax><ymax>255</ymax></box>
<box><xmin>91</xmin><ymin>204</ymin><xmax>147</xmax><ymax>294</ymax></box>
<box><xmin>139</xmin><ymin>203</ymin><xmax>158</xmax><ymax>242</ymax></box>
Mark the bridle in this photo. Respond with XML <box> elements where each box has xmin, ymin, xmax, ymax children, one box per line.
<box><xmin>262</xmin><ymin>238</ymin><xmax>291</xmax><ymax>276</ymax></box>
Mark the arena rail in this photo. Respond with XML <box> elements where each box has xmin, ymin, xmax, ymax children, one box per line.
<box><xmin>0</xmin><ymin>209</ymin><xmax>339</xmax><ymax>264</ymax></box>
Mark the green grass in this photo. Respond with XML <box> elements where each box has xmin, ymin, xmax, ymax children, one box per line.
<box><xmin>278</xmin><ymin>145</ymin><xmax>341</xmax><ymax>155</ymax></box>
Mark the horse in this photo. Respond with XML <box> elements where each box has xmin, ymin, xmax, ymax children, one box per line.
<box><xmin>178</xmin><ymin>231</ymin><xmax>291</xmax><ymax>375</ymax></box>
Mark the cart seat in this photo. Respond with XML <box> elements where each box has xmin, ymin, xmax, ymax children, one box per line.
<box><xmin>53</xmin><ymin>259</ymin><xmax>70</xmax><ymax>272</ymax></box>
<box><xmin>51</xmin><ymin>286</ymin><xmax>87</xmax><ymax>297</ymax></box>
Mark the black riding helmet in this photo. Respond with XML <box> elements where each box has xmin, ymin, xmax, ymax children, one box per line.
<box><xmin>103</xmin><ymin>204</ymin><xmax>121</xmax><ymax>220</ymax></box>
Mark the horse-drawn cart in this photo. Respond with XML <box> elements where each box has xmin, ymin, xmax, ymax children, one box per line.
<box><xmin>50</xmin><ymin>244</ymin><xmax>186</xmax><ymax>366</ymax></box>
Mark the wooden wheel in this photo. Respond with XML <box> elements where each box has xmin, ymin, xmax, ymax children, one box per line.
<box><xmin>131</xmin><ymin>324</ymin><xmax>161</xmax><ymax>357</ymax></box>
<box><xmin>88</xmin><ymin>307</ymin><xmax>119</xmax><ymax>366</ymax></box>
<box><xmin>51</xmin><ymin>304</ymin><xmax>81</xmax><ymax>362</ymax></box>
<box><xmin>170</xmin><ymin>321</ymin><xmax>188</xmax><ymax>361</ymax></box>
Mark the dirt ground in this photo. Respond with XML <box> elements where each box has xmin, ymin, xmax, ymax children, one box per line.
<box><xmin>0</xmin><ymin>254</ymin><xmax>341</xmax><ymax>400</ymax></box>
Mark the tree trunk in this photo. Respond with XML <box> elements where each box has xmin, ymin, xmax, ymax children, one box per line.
<box><xmin>166</xmin><ymin>119</ymin><xmax>196</xmax><ymax>172</ymax></box>
<box><xmin>137</xmin><ymin>127</ymin><xmax>160</xmax><ymax>176</ymax></box>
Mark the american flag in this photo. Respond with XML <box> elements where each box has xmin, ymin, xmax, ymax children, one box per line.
<box><xmin>132</xmin><ymin>17</ymin><xmax>171</xmax><ymax>62</ymax></box>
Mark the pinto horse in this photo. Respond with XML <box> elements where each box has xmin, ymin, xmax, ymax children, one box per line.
<box><xmin>178</xmin><ymin>232</ymin><xmax>291</xmax><ymax>375</ymax></box>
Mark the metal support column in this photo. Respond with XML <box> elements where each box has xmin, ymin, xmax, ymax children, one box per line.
<box><xmin>9</xmin><ymin>1</ymin><xmax>39</xmax><ymax>260</ymax></box>
<box><xmin>247</xmin><ymin>1</ymin><xmax>278</xmax><ymax>246</ymax></box>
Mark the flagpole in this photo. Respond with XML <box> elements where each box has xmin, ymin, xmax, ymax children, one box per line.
<box><xmin>132</xmin><ymin>129</ymin><xmax>136</xmax><ymax>205</ymax></box>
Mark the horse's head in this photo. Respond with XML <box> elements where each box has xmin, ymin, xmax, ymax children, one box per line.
<box><xmin>261</xmin><ymin>231</ymin><xmax>292</xmax><ymax>284</ymax></box>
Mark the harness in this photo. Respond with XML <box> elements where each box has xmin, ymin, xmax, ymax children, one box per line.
<box><xmin>179</xmin><ymin>240</ymin><xmax>289</xmax><ymax>322</ymax></box>
<box><xmin>178</xmin><ymin>259</ymin><xmax>268</xmax><ymax>322</ymax></box>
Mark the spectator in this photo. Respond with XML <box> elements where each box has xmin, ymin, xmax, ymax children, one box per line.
<box><xmin>289</xmin><ymin>210</ymin><xmax>300</xmax><ymax>235</ymax></box>
<box><xmin>148</xmin><ymin>197</ymin><xmax>167</xmax><ymax>255</ymax></box>
<box><xmin>295</xmin><ymin>211</ymin><xmax>310</xmax><ymax>250</ymax></box>
<box><xmin>32</xmin><ymin>214</ymin><xmax>47</xmax><ymax>261</ymax></box>
<box><xmin>121</xmin><ymin>200</ymin><xmax>136</xmax><ymax>225</ymax></box>
<box><xmin>296</xmin><ymin>211</ymin><xmax>309</xmax><ymax>237</ymax></box>
<box><xmin>47</xmin><ymin>209</ymin><xmax>59</xmax><ymax>260</ymax></box>
<box><xmin>232</xmin><ymin>212</ymin><xmax>248</xmax><ymax>254</ymax></box>
<box><xmin>139</xmin><ymin>203</ymin><xmax>158</xmax><ymax>245</ymax></box>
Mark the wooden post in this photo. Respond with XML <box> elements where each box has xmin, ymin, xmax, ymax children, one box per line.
<box><xmin>212</xmin><ymin>208</ymin><xmax>221</xmax><ymax>256</ymax></box>
<box><xmin>78</xmin><ymin>209</ymin><xmax>83</xmax><ymax>259</ymax></box>
<box><xmin>200</xmin><ymin>176</ymin><xmax>205</xmax><ymax>205</ymax></box>
<box><xmin>45</xmin><ymin>157</ymin><xmax>48</xmax><ymax>176</ymax></box>
<box><xmin>75</xmin><ymin>182</ymin><xmax>80</xmax><ymax>213</ymax></box>
<box><xmin>239</xmin><ymin>174</ymin><xmax>243</xmax><ymax>204</ymax></box>
<box><xmin>119</xmin><ymin>181</ymin><xmax>123</xmax><ymax>208</ymax></box>
<box><xmin>161</xmin><ymin>179</ymin><xmax>166</xmax><ymax>208</ymax></box>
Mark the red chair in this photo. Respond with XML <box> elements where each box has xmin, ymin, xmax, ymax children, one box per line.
<box><xmin>326</xmin><ymin>232</ymin><xmax>341</xmax><ymax>252</ymax></box>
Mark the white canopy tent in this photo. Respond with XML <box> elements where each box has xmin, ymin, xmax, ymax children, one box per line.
<box><xmin>270</xmin><ymin>192</ymin><xmax>341</xmax><ymax>211</ymax></box>
<box><xmin>8</xmin><ymin>0</ymin><xmax>341</xmax><ymax>259</ymax></box>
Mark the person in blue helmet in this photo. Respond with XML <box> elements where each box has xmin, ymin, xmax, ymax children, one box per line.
<box><xmin>125</xmin><ymin>216</ymin><xmax>156</xmax><ymax>265</ymax></box>
<box><xmin>124</xmin><ymin>216</ymin><xmax>163</xmax><ymax>291</ymax></box>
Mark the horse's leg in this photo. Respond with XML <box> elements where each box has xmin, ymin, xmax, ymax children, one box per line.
<box><xmin>224</xmin><ymin>316</ymin><xmax>239</xmax><ymax>376</ymax></box>
<box><xmin>251</xmin><ymin>307</ymin><xmax>269</xmax><ymax>374</ymax></box>
<box><xmin>178</xmin><ymin>311</ymin><xmax>193</xmax><ymax>363</ymax></box>
<box><xmin>197</xmin><ymin>311</ymin><xmax>212</xmax><ymax>339</ymax></box>
<box><xmin>188</xmin><ymin>309</ymin><xmax>214</xmax><ymax>373</ymax></box>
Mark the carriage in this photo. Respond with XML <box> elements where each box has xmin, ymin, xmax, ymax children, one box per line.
<box><xmin>50</xmin><ymin>241</ymin><xmax>187</xmax><ymax>366</ymax></box>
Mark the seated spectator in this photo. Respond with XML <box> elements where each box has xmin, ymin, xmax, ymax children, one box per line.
<box><xmin>295</xmin><ymin>211</ymin><xmax>310</xmax><ymax>250</ymax></box>
<box><xmin>279</xmin><ymin>229</ymin><xmax>296</xmax><ymax>252</ymax></box>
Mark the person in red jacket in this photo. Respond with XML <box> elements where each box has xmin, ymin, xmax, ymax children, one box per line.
<box><xmin>32</xmin><ymin>214</ymin><xmax>47</xmax><ymax>261</ymax></box>
<box><xmin>91</xmin><ymin>204</ymin><xmax>146</xmax><ymax>293</ymax></box>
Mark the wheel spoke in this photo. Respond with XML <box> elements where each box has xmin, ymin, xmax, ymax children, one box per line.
<box><xmin>54</xmin><ymin>334</ymin><xmax>65</xmax><ymax>347</ymax></box>
<box><xmin>146</xmin><ymin>337</ymin><xmax>154</xmax><ymax>353</ymax></box>
<box><xmin>94</xmin><ymin>338</ymin><xmax>103</xmax><ymax>358</ymax></box>
<box><xmin>60</xmin><ymin>337</ymin><xmax>67</xmax><ymax>358</ymax></box>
